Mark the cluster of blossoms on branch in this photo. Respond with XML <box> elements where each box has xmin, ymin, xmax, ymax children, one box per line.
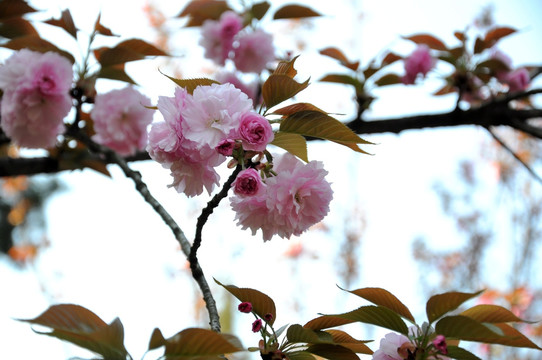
<box><xmin>147</xmin><ymin>82</ymin><xmax>333</xmax><ymax>241</ymax></box>
<box><xmin>373</xmin><ymin>330</ymin><xmax>449</xmax><ymax>360</ymax></box>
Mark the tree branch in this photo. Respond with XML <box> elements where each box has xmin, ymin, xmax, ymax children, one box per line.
<box><xmin>486</xmin><ymin>127</ymin><xmax>542</xmax><ymax>185</ymax></box>
<box><xmin>66</xmin><ymin>127</ymin><xmax>223</xmax><ymax>332</ymax></box>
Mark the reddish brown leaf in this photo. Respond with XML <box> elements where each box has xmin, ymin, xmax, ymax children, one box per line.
<box><xmin>272</xmin><ymin>102</ymin><xmax>327</xmax><ymax>116</ymax></box>
<box><xmin>163</xmin><ymin>328</ymin><xmax>243</xmax><ymax>357</ymax></box>
<box><xmin>0</xmin><ymin>35</ymin><xmax>75</xmax><ymax>63</ymax></box>
<box><xmin>262</xmin><ymin>74</ymin><xmax>310</xmax><ymax>110</ymax></box>
<box><xmin>306</xmin><ymin>344</ymin><xmax>359</xmax><ymax>360</ymax></box>
<box><xmin>215</xmin><ymin>279</ymin><xmax>277</xmax><ymax>325</ymax></box>
<box><xmin>250</xmin><ymin>2</ymin><xmax>271</xmax><ymax>20</ymax></box>
<box><xmin>460</xmin><ymin>304</ymin><xmax>528</xmax><ymax>323</ymax></box>
<box><xmin>0</xmin><ymin>17</ymin><xmax>37</xmax><ymax>39</ymax></box>
<box><xmin>426</xmin><ymin>290</ymin><xmax>484</xmax><ymax>323</ymax></box>
<box><xmin>454</xmin><ymin>31</ymin><xmax>465</xmax><ymax>42</ymax></box>
<box><xmin>474</xmin><ymin>37</ymin><xmax>487</xmax><ymax>54</ymax></box>
<box><xmin>382</xmin><ymin>52</ymin><xmax>403</xmax><ymax>66</ymax></box>
<box><xmin>94</xmin><ymin>13</ymin><xmax>117</xmax><ymax>37</ymax></box>
<box><xmin>97</xmin><ymin>64</ymin><xmax>137</xmax><ymax>85</ymax></box>
<box><xmin>404</xmin><ymin>34</ymin><xmax>447</xmax><ymax>51</ymax></box>
<box><xmin>94</xmin><ymin>39</ymin><xmax>167</xmax><ymax>67</ymax></box>
<box><xmin>177</xmin><ymin>0</ymin><xmax>231</xmax><ymax>26</ymax></box>
<box><xmin>0</xmin><ymin>0</ymin><xmax>36</xmax><ymax>20</ymax></box>
<box><xmin>343</xmin><ymin>287</ymin><xmax>415</xmax><ymax>322</ymax></box>
<box><xmin>273</xmin><ymin>5</ymin><xmax>321</xmax><ymax>19</ymax></box>
<box><xmin>374</xmin><ymin>73</ymin><xmax>402</xmax><ymax>86</ymax></box>
<box><xmin>159</xmin><ymin>70</ymin><xmax>219</xmax><ymax>94</ymax></box>
<box><xmin>44</xmin><ymin>9</ymin><xmax>78</xmax><ymax>39</ymax></box>
<box><xmin>325</xmin><ymin>330</ymin><xmax>373</xmax><ymax>354</ymax></box>
<box><xmin>491</xmin><ymin>323</ymin><xmax>542</xmax><ymax>349</ymax></box>
<box><xmin>270</xmin><ymin>132</ymin><xmax>308</xmax><ymax>162</ymax></box>
<box><xmin>319</xmin><ymin>47</ymin><xmax>359</xmax><ymax>70</ymax></box>
<box><xmin>273</xmin><ymin>55</ymin><xmax>300</xmax><ymax>78</ymax></box>
<box><xmin>484</xmin><ymin>26</ymin><xmax>517</xmax><ymax>46</ymax></box>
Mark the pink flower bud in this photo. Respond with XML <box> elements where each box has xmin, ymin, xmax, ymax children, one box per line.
<box><xmin>233</xmin><ymin>168</ymin><xmax>263</xmax><ymax>197</ymax></box>
<box><xmin>216</xmin><ymin>138</ymin><xmax>236</xmax><ymax>156</ymax></box>
<box><xmin>238</xmin><ymin>302</ymin><xmax>253</xmax><ymax>313</ymax></box>
<box><xmin>402</xmin><ymin>45</ymin><xmax>434</xmax><ymax>85</ymax></box>
<box><xmin>264</xmin><ymin>313</ymin><xmax>273</xmax><ymax>322</ymax></box>
<box><xmin>238</xmin><ymin>112</ymin><xmax>274</xmax><ymax>152</ymax></box>
<box><xmin>252</xmin><ymin>319</ymin><xmax>263</xmax><ymax>332</ymax></box>
<box><xmin>432</xmin><ymin>335</ymin><xmax>448</xmax><ymax>355</ymax></box>
<box><xmin>505</xmin><ymin>68</ymin><xmax>530</xmax><ymax>93</ymax></box>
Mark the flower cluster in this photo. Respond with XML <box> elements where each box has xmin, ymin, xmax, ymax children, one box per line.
<box><xmin>230</xmin><ymin>153</ymin><xmax>333</xmax><ymax>241</ymax></box>
<box><xmin>200</xmin><ymin>11</ymin><xmax>275</xmax><ymax>73</ymax></box>
<box><xmin>148</xmin><ymin>82</ymin><xmax>332</xmax><ymax>240</ymax></box>
<box><xmin>492</xmin><ymin>49</ymin><xmax>530</xmax><ymax>93</ymax></box>
<box><xmin>0</xmin><ymin>49</ymin><xmax>73</xmax><ymax>148</ymax></box>
<box><xmin>401</xmin><ymin>45</ymin><xmax>435</xmax><ymax>85</ymax></box>
<box><xmin>91</xmin><ymin>86</ymin><xmax>153</xmax><ymax>156</ymax></box>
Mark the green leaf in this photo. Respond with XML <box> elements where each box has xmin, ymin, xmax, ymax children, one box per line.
<box><xmin>319</xmin><ymin>74</ymin><xmax>363</xmax><ymax>94</ymax></box>
<box><xmin>94</xmin><ymin>39</ymin><xmax>167</xmax><ymax>67</ymax></box>
<box><xmin>273</xmin><ymin>102</ymin><xmax>329</xmax><ymax>116</ymax></box>
<box><xmin>286</xmin><ymin>324</ymin><xmax>333</xmax><ymax>344</ymax></box>
<box><xmin>484</xmin><ymin>26</ymin><xmax>517</xmax><ymax>47</ymax></box>
<box><xmin>250</xmin><ymin>2</ymin><xmax>271</xmax><ymax>20</ymax></box>
<box><xmin>287</xmin><ymin>351</ymin><xmax>317</xmax><ymax>360</ymax></box>
<box><xmin>445</xmin><ymin>346</ymin><xmax>482</xmax><ymax>360</ymax></box>
<box><xmin>404</xmin><ymin>33</ymin><xmax>447</xmax><ymax>51</ymax></box>
<box><xmin>0</xmin><ymin>17</ymin><xmax>37</xmax><ymax>39</ymax></box>
<box><xmin>319</xmin><ymin>47</ymin><xmax>359</xmax><ymax>71</ymax></box>
<box><xmin>19</xmin><ymin>304</ymin><xmax>129</xmax><ymax>360</ymax></box>
<box><xmin>44</xmin><ymin>9</ymin><xmax>78</xmax><ymax>39</ymax></box>
<box><xmin>0</xmin><ymin>35</ymin><xmax>75</xmax><ymax>63</ymax></box>
<box><xmin>215</xmin><ymin>279</ymin><xmax>276</xmax><ymax>325</ymax></box>
<box><xmin>306</xmin><ymin>344</ymin><xmax>359</xmax><ymax>360</ymax></box>
<box><xmin>334</xmin><ymin>305</ymin><xmax>409</xmax><ymax>335</ymax></box>
<box><xmin>148</xmin><ymin>328</ymin><xmax>166</xmax><ymax>351</ymax></box>
<box><xmin>262</xmin><ymin>74</ymin><xmax>310</xmax><ymax>109</ymax></box>
<box><xmin>341</xmin><ymin>287</ymin><xmax>415</xmax><ymax>322</ymax></box>
<box><xmin>273</xmin><ymin>5</ymin><xmax>321</xmax><ymax>19</ymax></box>
<box><xmin>163</xmin><ymin>328</ymin><xmax>243</xmax><ymax>358</ymax></box>
<box><xmin>97</xmin><ymin>65</ymin><xmax>137</xmax><ymax>85</ymax></box>
<box><xmin>279</xmin><ymin>110</ymin><xmax>373</xmax><ymax>147</ymax></box>
<box><xmin>0</xmin><ymin>0</ymin><xmax>36</xmax><ymax>20</ymax></box>
<box><xmin>435</xmin><ymin>315</ymin><xmax>505</xmax><ymax>343</ymax></box>
<box><xmin>270</xmin><ymin>132</ymin><xmax>308</xmax><ymax>162</ymax></box>
<box><xmin>490</xmin><ymin>323</ymin><xmax>542</xmax><ymax>349</ymax></box>
<box><xmin>374</xmin><ymin>73</ymin><xmax>402</xmax><ymax>86</ymax></box>
<box><xmin>426</xmin><ymin>290</ymin><xmax>484</xmax><ymax>323</ymax></box>
<box><xmin>460</xmin><ymin>304</ymin><xmax>528</xmax><ymax>323</ymax></box>
<box><xmin>177</xmin><ymin>0</ymin><xmax>231</xmax><ymax>26</ymax></box>
<box><xmin>159</xmin><ymin>71</ymin><xmax>220</xmax><ymax>94</ymax></box>
<box><xmin>325</xmin><ymin>330</ymin><xmax>373</xmax><ymax>354</ymax></box>
<box><xmin>304</xmin><ymin>315</ymin><xmax>356</xmax><ymax>331</ymax></box>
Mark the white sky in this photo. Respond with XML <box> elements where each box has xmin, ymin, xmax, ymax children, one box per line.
<box><xmin>1</xmin><ymin>0</ymin><xmax>542</xmax><ymax>359</ymax></box>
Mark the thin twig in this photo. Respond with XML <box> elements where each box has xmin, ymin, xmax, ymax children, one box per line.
<box><xmin>67</xmin><ymin>125</ymin><xmax>223</xmax><ymax>332</ymax></box>
<box><xmin>486</xmin><ymin>127</ymin><xmax>542</xmax><ymax>185</ymax></box>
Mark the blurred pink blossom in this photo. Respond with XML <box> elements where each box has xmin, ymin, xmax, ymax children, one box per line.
<box><xmin>0</xmin><ymin>49</ymin><xmax>73</xmax><ymax>148</ymax></box>
<box><xmin>200</xmin><ymin>11</ymin><xmax>243</xmax><ymax>65</ymax></box>
<box><xmin>432</xmin><ymin>335</ymin><xmax>448</xmax><ymax>355</ymax></box>
<box><xmin>237</xmin><ymin>112</ymin><xmax>274</xmax><ymax>151</ymax></box>
<box><xmin>215</xmin><ymin>72</ymin><xmax>260</xmax><ymax>104</ymax></box>
<box><xmin>504</xmin><ymin>68</ymin><xmax>530</xmax><ymax>92</ymax></box>
<box><xmin>401</xmin><ymin>45</ymin><xmax>434</xmax><ymax>85</ymax></box>
<box><xmin>91</xmin><ymin>86</ymin><xmax>153</xmax><ymax>156</ymax></box>
<box><xmin>216</xmin><ymin>138</ymin><xmax>236</xmax><ymax>156</ymax></box>
<box><xmin>233</xmin><ymin>168</ymin><xmax>264</xmax><ymax>197</ymax></box>
<box><xmin>233</xmin><ymin>29</ymin><xmax>275</xmax><ymax>73</ymax></box>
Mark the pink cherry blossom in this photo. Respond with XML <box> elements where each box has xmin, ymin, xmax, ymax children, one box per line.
<box><xmin>238</xmin><ymin>112</ymin><xmax>274</xmax><ymax>152</ymax></box>
<box><xmin>216</xmin><ymin>138</ymin><xmax>236</xmax><ymax>156</ymax></box>
<box><xmin>233</xmin><ymin>168</ymin><xmax>263</xmax><ymax>197</ymax></box>
<box><xmin>200</xmin><ymin>11</ymin><xmax>243</xmax><ymax>65</ymax></box>
<box><xmin>148</xmin><ymin>86</ymin><xmax>225</xmax><ymax>197</ymax></box>
<box><xmin>432</xmin><ymin>335</ymin><xmax>448</xmax><ymax>355</ymax></box>
<box><xmin>230</xmin><ymin>153</ymin><xmax>333</xmax><ymax>241</ymax></box>
<box><xmin>504</xmin><ymin>68</ymin><xmax>530</xmax><ymax>92</ymax></box>
<box><xmin>91</xmin><ymin>86</ymin><xmax>153</xmax><ymax>156</ymax></box>
<box><xmin>182</xmin><ymin>83</ymin><xmax>253</xmax><ymax>148</ymax></box>
<box><xmin>233</xmin><ymin>29</ymin><xmax>275</xmax><ymax>73</ymax></box>
<box><xmin>372</xmin><ymin>332</ymin><xmax>411</xmax><ymax>360</ymax></box>
<box><xmin>401</xmin><ymin>45</ymin><xmax>434</xmax><ymax>85</ymax></box>
<box><xmin>0</xmin><ymin>50</ymin><xmax>73</xmax><ymax>148</ymax></box>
